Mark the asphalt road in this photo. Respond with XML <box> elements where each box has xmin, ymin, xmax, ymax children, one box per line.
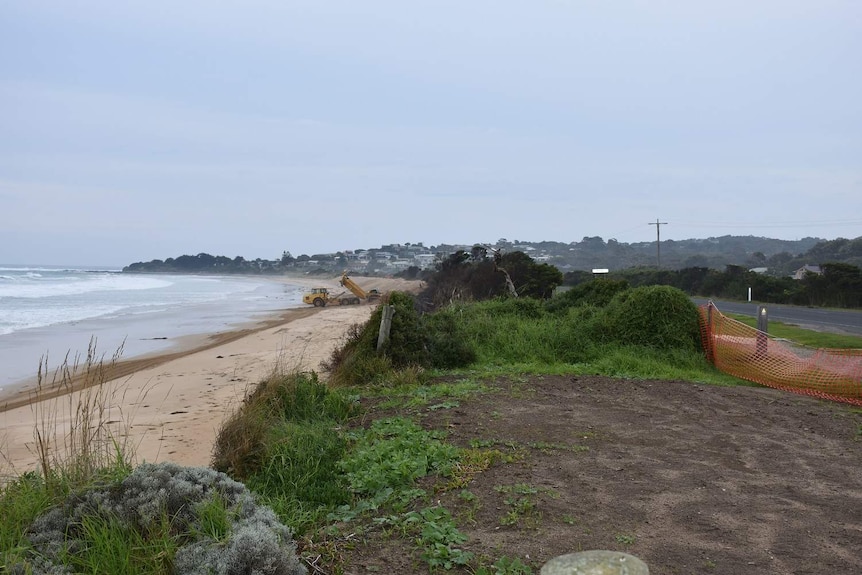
<box><xmin>692</xmin><ymin>298</ymin><xmax>862</xmax><ymax>337</ymax></box>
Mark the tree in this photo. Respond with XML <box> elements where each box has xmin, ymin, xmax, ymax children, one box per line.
<box><xmin>470</xmin><ymin>245</ymin><xmax>488</xmax><ymax>262</ymax></box>
<box><xmin>498</xmin><ymin>251</ymin><xmax>563</xmax><ymax>299</ymax></box>
<box><xmin>809</xmin><ymin>262</ymin><xmax>862</xmax><ymax>307</ymax></box>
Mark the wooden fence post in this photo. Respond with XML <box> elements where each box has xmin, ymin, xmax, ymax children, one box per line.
<box><xmin>705</xmin><ymin>301</ymin><xmax>715</xmax><ymax>363</ymax></box>
<box><xmin>377</xmin><ymin>305</ymin><xmax>395</xmax><ymax>352</ymax></box>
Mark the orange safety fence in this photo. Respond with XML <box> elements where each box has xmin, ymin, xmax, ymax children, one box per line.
<box><xmin>698</xmin><ymin>302</ymin><xmax>862</xmax><ymax>407</ymax></box>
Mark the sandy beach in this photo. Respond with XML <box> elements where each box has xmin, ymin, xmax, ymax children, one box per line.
<box><xmin>0</xmin><ymin>275</ymin><xmax>421</xmax><ymax>477</ymax></box>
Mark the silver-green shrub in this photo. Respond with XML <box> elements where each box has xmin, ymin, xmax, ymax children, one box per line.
<box><xmin>19</xmin><ymin>462</ymin><xmax>306</xmax><ymax>575</ymax></box>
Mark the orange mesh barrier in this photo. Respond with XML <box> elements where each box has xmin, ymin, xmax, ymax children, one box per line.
<box><xmin>698</xmin><ymin>302</ymin><xmax>862</xmax><ymax>407</ymax></box>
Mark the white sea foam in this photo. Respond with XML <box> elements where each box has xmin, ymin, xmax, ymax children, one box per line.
<box><xmin>0</xmin><ymin>266</ymin><xmax>282</xmax><ymax>337</ymax></box>
<box><xmin>0</xmin><ymin>266</ymin><xmax>304</xmax><ymax>392</ymax></box>
<box><xmin>0</xmin><ymin>274</ymin><xmax>171</xmax><ymax>299</ymax></box>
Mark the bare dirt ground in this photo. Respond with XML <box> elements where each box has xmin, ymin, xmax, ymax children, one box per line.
<box><xmin>339</xmin><ymin>376</ymin><xmax>862</xmax><ymax>575</ymax></box>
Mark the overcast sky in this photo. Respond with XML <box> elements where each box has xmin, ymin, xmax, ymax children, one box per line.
<box><xmin>2</xmin><ymin>1</ymin><xmax>860</xmax><ymax>266</ymax></box>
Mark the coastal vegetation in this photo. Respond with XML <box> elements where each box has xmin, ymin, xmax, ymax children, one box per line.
<box><xmin>121</xmin><ymin>234</ymin><xmax>862</xmax><ymax>283</ymax></box>
<box><xmin>573</xmin><ymin>260</ymin><xmax>862</xmax><ymax>309</ymax></box>
<box><xmin>123</xmin><ymin>235</ymin><xmax>862</xmax><ymax>310</ymax></box>
<box><xmin>3</xmin><ymin>252</ymin><xmax>860</xmax><ymax>573</ymax></box>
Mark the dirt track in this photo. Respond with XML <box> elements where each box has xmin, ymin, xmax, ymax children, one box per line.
<box><xmin>344</xmin><ymin>376</ymin><xmax>862</xmax><ymax>574</ymax></box>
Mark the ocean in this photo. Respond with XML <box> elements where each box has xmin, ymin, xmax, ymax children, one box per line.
<box><xmin>0</xmin><ymin>266</ymin><xmax>307</xmax><ymax>396</ymax></box>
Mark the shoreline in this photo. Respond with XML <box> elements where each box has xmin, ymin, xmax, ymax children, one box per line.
<box><xmin>0</xmin><ymin>306</ymin><xmax>322</xmax><ymax>414</ymax></box>
<box><xmin>0</xmin><ymin>275</ymin><xmax>421</xmax><ymax>475</ymax></box>
<box><xmin>0</xmin><ymin>272</ymin><xmax>351</xmax><ymax>403</ymax></box>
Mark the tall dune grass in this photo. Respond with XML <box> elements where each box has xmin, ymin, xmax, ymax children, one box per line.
<box><xmin>1</xmin><ymin>339</ymin><xmax>144</xmax><ymax>571</ymax></box>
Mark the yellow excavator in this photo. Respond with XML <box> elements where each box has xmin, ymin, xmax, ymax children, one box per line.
<box><xmin>302</xmin><ymin>272</ymin><xmax>382</xmax><ymax>307</ymax></box>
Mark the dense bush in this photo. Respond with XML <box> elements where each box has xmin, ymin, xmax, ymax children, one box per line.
<box><xmin>423</xmin><ymin>309</ymin><xmax>478</xmax><ymax>368</ymax></box>
<box><xmin>381</xmin><ymin>291</ymin><xmax>430</xmax><ymax>368</ymax></box>
<box><xmin>597</xmin><ymin>285</ymin><xmax>701</xmax><ymax>352</ymax></box>
<box><xmin>545</xmin><ymin>278</ymin><xmax>630</xmax><ymax>313</ymax></box>
<box><xmin>325</xmin><ymin>292</ymin><xmax>477</xmax><ymax>385</ymax></box>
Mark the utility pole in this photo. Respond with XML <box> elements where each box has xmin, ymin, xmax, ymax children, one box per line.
<box><xmin>648</xmin><ymin>219</ymin><xmax>668</xmax><ymax>267</ymax></box>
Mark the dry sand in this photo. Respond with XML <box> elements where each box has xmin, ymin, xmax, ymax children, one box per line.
<box><xmin>0</xmin><ymin>275</ymin><xmax>421</xmax><ymax>477</ymax></box>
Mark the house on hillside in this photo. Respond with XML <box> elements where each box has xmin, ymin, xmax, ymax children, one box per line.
<box><xmin>793</xmin><ymin>265</ymin><xmax>822</xmax><ymax>280</ymax></box>
<box><xmin>414</xmin><ymin>253</ymin><xmax>437</xmax><ymax>269</ymax></box>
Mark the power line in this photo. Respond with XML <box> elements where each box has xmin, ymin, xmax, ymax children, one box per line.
<box><xmin>648</xmin><ymin>219</ymin><xmax>668</xmax><ymax>267</ymax></box>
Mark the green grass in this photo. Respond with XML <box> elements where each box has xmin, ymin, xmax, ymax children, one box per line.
<box><xmin>9</xmin><ymin>289</ymin><xmax>828</xmax><ymax>574</ymax></box>
<box><xmin>0</xmin><ymin>472</ymin><xmax>56</xmax><ymax>566</ymax></box>
<box><xmin>445</xmin><ymin>295</ymin><xmax>747</xmax><ymax>386</ymax></box>
<box><xmin>60</xmin><ymin>510</ymin><xmax>178</xmax><ymax>575</ymax></box>
<box><xmin>246</xmin><ymin>420</ymin><xmax>351</xmax><ymax>534</ymax></box>
<box><xmin>370</xmin><ymin>378</ymin><xmax>489</xmax><ymax>410</ymax></box>
<box><xmin>727</xmin><ymin>313</ymin><xmax>862</xmax><ymax>349</ymax></box>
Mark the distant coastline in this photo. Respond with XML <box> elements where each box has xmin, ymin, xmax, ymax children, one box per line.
<box><xmin>118</xmin><ymin>234</ymin><xmax>862</xmax><ymax>280</ymax></box>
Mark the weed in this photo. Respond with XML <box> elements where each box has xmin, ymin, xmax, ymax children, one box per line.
<box><xmin>0</xmin><ymin>342</ymin><xmax>157</xmax><ymax>572</ymax></box>
<box><xmin>615</xmin><ymin>533</ymin><xmax>637</xmax><ymax>546</ymax></box>
<box><xmin>469</xmin><ymin>439</ymin><xmax>497</xmax><ymax>449</ymax></box>
<box><xmin>508</xmin><ymin>383</ymin><xmax>537</xmax><ymax>399</ymax></box>
<box><xmin>60</xmin><ymin>510</ymin><xmax>178</xmax><ymax>575</ymax></box>
<box><xmin>475</xmin><ymin>555</ymin><xmax>534</xmax><ymax>575</ymax></box>
<box><xmin>495</xmin><ymin>484</ymin><xmax>543</xmax><ymax>528</ymax></box>
<box><xmin>457</xmin><ymin>489</ymin><xmax>481</xmax><ymax>524</ymax></box>
<box><xmin>402</xmin><ymin>506</ymin><xmax>474</xmax><ymax>570</ymax></box>
<box><xmin>442</xmin><ymin>448</ymin><xmax>515</xmax><ymax>491</ymax></box>
<box><xmin>428</xmin><ymin>400</ymin><xmax>460</xmax><ymax>411</ymax></box>
<box><xmin>527</xmin><ymin>441</ymin><xmax>590</xmax><ymax>454</ymax></box>
<box><xmin>11</xmin><ymin>462</ymin><xmax>304</xmax><ymax>575</ymax></box>
<box><xmin>341</xmin><ymin>417</ymin><xmax>459</xmax><ymax>497</ymax></box>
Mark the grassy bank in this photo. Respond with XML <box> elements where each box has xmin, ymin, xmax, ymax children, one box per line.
<box><xmin>3</xmin><ymin>285</ymin><xmax>758</xmax><ymax>574</ymax></box>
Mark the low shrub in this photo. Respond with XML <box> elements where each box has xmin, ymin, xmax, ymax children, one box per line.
<box><xmin>10</xmin><ymin>462</ymin><xmax>305</xmax><ymax>575</ymax></box>
<box><xmin>597</xmin><ymin>285</ymin><xmax>702</xmax><ymax>352</ymax></box>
